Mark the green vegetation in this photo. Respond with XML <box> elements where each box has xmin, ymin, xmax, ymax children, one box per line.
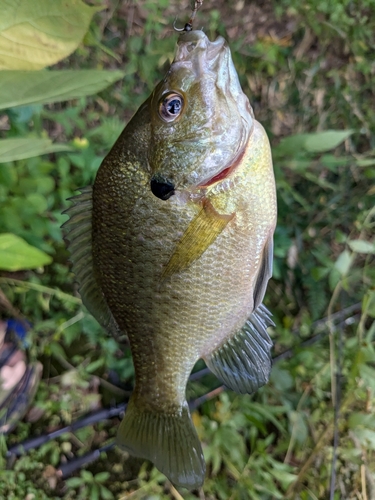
<box><xmin>0</xmin><ymin>0</ymin><xmax>374</xmax><ymax>498</ymax></box>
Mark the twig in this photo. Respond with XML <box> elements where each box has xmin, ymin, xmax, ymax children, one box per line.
<box><xmin>169</xmin><ymin>484</ymin><xmax>185</xmax><ymax>500</ymax></box>
<box><xmin>361</xmin><ymin>465</ymin><xmax>368</xmax><ymax>500</ymax></box>
<box><xmin>0</xmin><ymin>288</ymin><xmax>22</xmax><ymax>319</ymax></box>
<box><xmin>0</xmin><ymin>278</ymin><xmax>82</xmax><ymax>305</ymax></box>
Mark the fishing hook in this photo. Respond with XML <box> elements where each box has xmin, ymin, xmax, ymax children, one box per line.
<box><xmin>173</xmin><ymin>0</ymin><xmax>204</xmax><ymax>32</ymax></box>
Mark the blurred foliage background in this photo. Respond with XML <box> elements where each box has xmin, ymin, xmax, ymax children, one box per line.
<box><xmin>0</xmin><ymin>0</ymin><xmax>374</xmax><ymax>498</ymax></box>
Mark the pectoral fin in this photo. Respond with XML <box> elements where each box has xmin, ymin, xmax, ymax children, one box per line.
<box><xmin>253</xmin><ymin>235</ymin><xmax>274</xmax><ymax>310</ymax></box>
<box><xmin>163</xmin><ymin>199</ymin><xmax>234</xmax><ymax>278</ymax></box>
<box><xmin>204</xmin><ymin>304</ymin><xmax>274</xmax><ymax>394</ymax></box>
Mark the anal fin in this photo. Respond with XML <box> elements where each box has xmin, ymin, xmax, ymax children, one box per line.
<box><xmin>204</xmin><ymin>304</ymin><xmax>274</xmax><ymax>394</ymax></box>
<box><xmin>62</xmin><ymin>186</ymin><xmax>121</xmax><ymax>338</ymax></box>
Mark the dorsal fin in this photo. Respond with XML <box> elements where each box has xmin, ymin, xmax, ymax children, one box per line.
<box><xmin>204</xmin><ymin>304</ymin><xmax>274</xmax><ymax>394</ymax></box>
<box><xmin>62</xmin><ymin>186</ymin><xmax>121</xmax><ymax>338</ymax></box>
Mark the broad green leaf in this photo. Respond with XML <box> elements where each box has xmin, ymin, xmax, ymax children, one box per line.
<box><xmin>275</xmin><ymin>129</ymin><xmax>354</xmax><ymax>157</ymax></box>
<box><xmin>0</xmin><ymin>0</ymin><xmax>99</xmax><ymax>70</ymax></box>
<box><xmin>0</xmin><ymin>70</ymin><xmax>125</xmax><ymax>110</ymax></box>
<box><xmin>353</xmin><ymin>428</ymin><xmax>375</xmax><ymax>450</ymax></box>
<box><xmin>273</xmin><ymin>134</ymin><xmax>309</xmax><ymax>158</ymax></box>
<box><xmin>304</xmin><ymin>130</ymin><xmax>354</xmax><ymax>153</ymax></box>
<box><xmin>348</xmin><ymin>239</ymin><xmax>375</xmax><ymax>254</ymax></box>
<box><xmin>356</xmin><ymin>158</ymin><xmax>375</xmax><ymax>167</ymax></box>
<box><xmin>0</xmin><ymin>138</ymin><xmax>71</xmax><ymax>163</ymax></box>
<box><xmin>348</xmin><ymin>412</ymin><xmax>375</xmax><ymax>430</ymax></box>
<box><xmin>0</xmin><ymin>233</ymin><xmax>52</xmax><ymax>271</ymax></box>
<box><xmin>334</xmin><ymin>250</ymin><xmax>353</xmax><ymax>276</ymax></box>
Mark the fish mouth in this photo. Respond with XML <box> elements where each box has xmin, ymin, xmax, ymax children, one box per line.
<box><xmin>174</xmin><ymin>31</ymin><xmax>254</xmax><ymax>191</ymax></box>
<box><xmin>197</xmin><ymin>145</ymin><xmax>246</xmax><ymax>188</ymax></box>
<box><xmin>175</xmin><ymin>30</ymin><xmax>226</xmax><ymax>67</ymax></box>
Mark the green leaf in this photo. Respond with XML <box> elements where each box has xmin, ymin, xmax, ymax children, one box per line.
<box><xmin>0</xmin><ymin>70</ymin><xmax>125</xmax><ymax>110</ymax></box>
<box><xmin>274</xmin><ymin>134</ymin><xmax>308</xmax><ymax>158</ymax></box>
<box><xmin>334</xmin><ymin>250</ymin><xmax>353</xmax><ymax>276</ymax></box>
<box><xmin>303</xmin><ymin>130</ymin><xmax>354</xmax><ymax>153</ymax></box>
<box><xmin>275</xmin><ymin>129</ymin><xmax>354</xmax><ymax>157</ymax></box>
<box><xmin>80</xmin><ymin>470</ymin><xmax>93</xmax><ymax>482</ymax></box>
<box><xmin>288</xmin><ymin>411</ymin><xmax>308</xmax><ymax>445</ymax></box>
<box><xmin>94</xmin><ymin>472</ymin><xmax>110</xmax><ymax>483</ymax></box>
<box><xmin>0</xmin><ymin>233</ymin><xmax>52</xmax><ymax>271</ymax></box>
<box><xmin>270</xmin><ymin>367</ymin><xmax>294</xmax><ymax>391</ymax></box>
<box><xmin>353</xmin><ymin>428</ymin><xmax>375</xmax><ymax>450</ymax></box>
<box><xmin>271</xmin><ymin>468</ymin><xmax>297</xmax><ymax>488</ymax></box>
<box><xmin>348</xmin><ymin>239</ymin><xmax>375</xmax><ymax>254</ymax></box>
<box><xmin>50</xmin><ymin>342</ymin><xmax>67</xmax><ymax>360</ymax></box>
<box><xmin>0</xmin><ymin>138</ymin><xmax>71</xmax><ymax>162</ymax></box>
<box><xmin>90</xmin><ymin>484</ymin><xmax>100</xmax><ymax>500</ymax></box>
<box><xmin>85</xmin><ymin>358</ymin><xmax>105</xmax><ymax>374</ymax></box>
<box><xmin>363</xmin><ymin>291</ymin><xmax>375</xmax><ymax>319</ymax></box>
<box><xmin>0</xmin><ymin>0</ymin><xmax>99</xmax><ymax>70</ymax></box>
<box><xmin>65</xmin><ymin>477</ymin><xmax>83</xmax><ymax>488</ymax></box>
<box><xmin>356</xmin><ymin>158</ymin><xmax>375</xmax><ymax>167</ymax></box>
<box><xmin>100</xmin><ymin>485</ymin><xmax>115</xmax><ymax>500</ymax></box>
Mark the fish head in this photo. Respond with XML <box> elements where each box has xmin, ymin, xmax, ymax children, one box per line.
<box><xmin>148</xmin><ymin>30</ymin><xmax>254</xmax><ymax>200</ymax></box>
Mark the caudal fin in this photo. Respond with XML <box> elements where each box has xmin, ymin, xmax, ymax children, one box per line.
<box><xmin>117</xmin><ymin>397</ymin><xmax>205</xmax><ymax>489</ymax></box>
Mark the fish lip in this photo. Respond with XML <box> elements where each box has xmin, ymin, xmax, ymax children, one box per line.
<box><xmin>196</xmin><ymin>145</ymin><xmax>246</xmax><ymax>189</ymax></box>
<box><xmin>176</xmin><ymin>31</ymin><xmax>226</xmax><ymax>62</ymax></box>
<box><xmin>195</xmin><ymin>116</ymin><xmax>253</xmax><ymax>189</ymax></box>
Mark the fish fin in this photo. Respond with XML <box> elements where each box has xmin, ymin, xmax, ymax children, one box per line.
<box><xmin>62</xmin><ymin>186</ymin><xmax>121</xmax><ymax>337</ymax></box>
<box><xmin>253</xmin><ymin>235</ymin><xmax>274</xmax><ymax>310</ymax></box>
<box><xmin>117</xmin><ymin>397</ymin><xmax>205</xmax><ymax>490</ymax></box>
<box><xmin>204</xmin><ymin>304</ymin><xmax>274</xmax><ymax>394</ymax></box>
<box><xmin>163</xmin><ymin>198</ymin><xmax>234</xmax><ymax>278</ymax></box>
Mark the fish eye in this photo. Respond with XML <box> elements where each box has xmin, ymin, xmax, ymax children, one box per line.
<box><xmin>159</xmin><ymin>93</ymin><xmax>184</xmax><ymax>122</ymax></box>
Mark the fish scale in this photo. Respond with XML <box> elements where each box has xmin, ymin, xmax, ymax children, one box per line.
<box><xmin>64</xmin><ymin>29</ymin><xmax>277</xmax><ymax>489</ymax></box>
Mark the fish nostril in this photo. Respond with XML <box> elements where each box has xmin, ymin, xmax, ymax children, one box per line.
<box><xmin>150</xmin><ymin>176</ymin><xmax>175</xmax><ymax>201</ymax></box>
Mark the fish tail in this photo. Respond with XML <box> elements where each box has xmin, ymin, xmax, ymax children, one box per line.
<box><xmin>117</xmin><ymin>395</ymin><xmax>205</xmax><ymax>489</ymax></box>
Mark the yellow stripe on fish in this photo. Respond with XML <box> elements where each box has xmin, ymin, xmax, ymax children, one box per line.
<box><xmin>163</xmin><ymin>198</ymin><xmax>234</xmax><ymax>279</ymax></box>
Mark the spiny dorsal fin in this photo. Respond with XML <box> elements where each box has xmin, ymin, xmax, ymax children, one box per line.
<box><xmin>204</xmin><ymin>304</ymin><xmax>274</xmax><ymax>394</ymax></box>
<box><xmin>163</xmin><ymin>198</ymin><xmax>234</xmax><ymax>278</ymax></box>
<box><xmin>253</xmin><ymin>235</ymin><xmax>274</xmax><ymax>310</ymax></box>
<box><xmin>62</xmin><ymin>186</ymin><xmax>121</xmax><ymax>338</ymax></box>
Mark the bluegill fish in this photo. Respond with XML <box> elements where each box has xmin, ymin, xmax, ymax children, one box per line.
<box><xmin>64</xmin><ymin>30</ymin><xmax>277</xmax><ymax>489</ymax></box>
